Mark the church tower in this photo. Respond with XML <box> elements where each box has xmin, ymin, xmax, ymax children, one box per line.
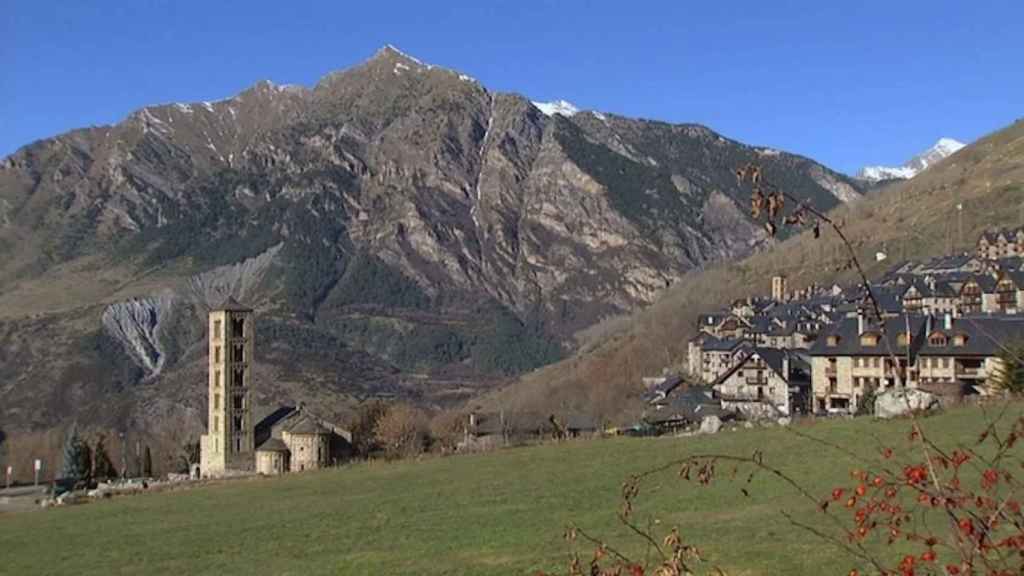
<box><xmin>199</xmin><ymin>298</ymin><xmax>255</xmax><ymax>476</ymax></box>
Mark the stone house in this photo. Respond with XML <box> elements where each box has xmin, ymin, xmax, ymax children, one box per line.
<box><xmin>809</xmin><ymin>316</ymin><xmax>926</xmax><ymax>415</ymax></box>
<box><xmin>915</xmin><ymin>315</ymin><xmax>1024</xmax><ymax>394</ymax></box>
<box><xmin>694</xmin><ymin>336</ymin><xmax>750</xmax><ymax>384</ymax></box>
<box><xmin>712</xmin><ymin>348</ymin><xmax>810</xmax><ymax>418</ymax></box>
<box><xmin>810</xmin><ymin>313</ymin><xmax>1024</xmax><ymax>414</ymax></box>
<box><xmin>990</xmin><ymin>270</ymin><xmax>1024</xmax><ymax>313</ymax></box>
<box><xmin>977</xmin><ymin>228</ymin><xmax>1024</xmax><ymax>260</ymax></box>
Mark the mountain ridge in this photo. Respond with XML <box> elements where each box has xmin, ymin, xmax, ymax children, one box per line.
<box><xmin>0</xmin><ymin>45</ymin><xmax>869</xmax><ymax>435</ymax></box>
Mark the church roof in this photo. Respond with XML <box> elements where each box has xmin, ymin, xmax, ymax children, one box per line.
<box><xmin>214</xmin><ymin>296</ymin><xmax>253</xmax><ymax>312</ymax></box>
<box><xmin>284</xmin><ymin>413</ymin><xmax>332</xmax><ymax>435</ymax></box>
<box><xmin>255</xmin><ymin>437</ymin><xmax>289</xmax><ymax>453</ymax></box>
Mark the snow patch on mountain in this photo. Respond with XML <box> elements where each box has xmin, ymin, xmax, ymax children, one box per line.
<box><xmin>533</xmin><ymin>100</ymin><xmax>579</xmax><ymax>117</ymax></box>
<box><xmin>857</xmin><ymin>138</ymin><xmax>965</xmax><ymax>182</ymax></box>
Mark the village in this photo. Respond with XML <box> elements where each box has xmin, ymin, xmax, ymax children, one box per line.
<box><xmin>648</xmin><ymin>227</ymin><xmax>1024</xmax><ymax>433</ymax></box>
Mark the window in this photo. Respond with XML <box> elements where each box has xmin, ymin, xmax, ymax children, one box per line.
<box><xmin>941</xmin><ymin>358</ymin><xmax>949</xmax><ymax>369</ymax></box>
<box><xmin>233</xmin><ymin>367</ymin><xmax>245</xmax><ymax>388</ymax></box>
<box><xmin>897</xmin><ymin>333</ymin><xmax>910</xmax><ymax>347</ymax></box>
<box><xmin>214</xmin><ymin>394</ymin><xmax>220</xmax><ymax>410</ymax></box>
<box><xmin>827</xmin><ymin>335</ymin><xmax>839</xmax><ymax>347</ymax></box>
<box><xmin>233</xmin><ymin>415</ymin><xmax>243</xmax><ymax>431</ymax></box>
<box><xmin>233</xmin><ymin>395</ymin><xmax>243</xmax><ymax>411</ymax></box>
<box><xmin>213</xmin><ymin>320</ymin><xmax>222</xmax><ymax>341</ymax></box>
<box><xmin>873</xmin><ymin>357</ymin><xmax>881</xmax><ymax>368</ymax></box>
<box><xmin>214</xmin><ymin>346</ymin><xmax>221</xmax><ymax>363</ymax></box>
<box><xmin>214</xmin><ymin>416</ymin><xmax>219</xmax><ymax>433</ymax></box>
<box><xmin>953</xmin><ymin>334</ymin><xmax>968</xmax><ymax>347</ymax></box>
<box><xmin>214</xmin><ymin>370</ymin><xmax>221</xmax><ymax>388</ymax></box>
<box><xmin>860</xmin><ymin>334</ymin><xmax>879</xmax><ymax>347</ymax></box>
<box><xmin>232</xmin><ymin>317</ymin><xmax>245</xmax><ymax>338</ymax></box>
<box><xmin>929</xmin><ymin>334</ymin><xmax>948</xmax><ymax>346</ymax></box>
<box><xmin>233</xmin><ymin>343</ymin><xmax>245</xmax><ymax>363</ymax></box>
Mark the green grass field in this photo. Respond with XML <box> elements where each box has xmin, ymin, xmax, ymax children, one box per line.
<box><xmin>1</xmin><ymin>404</ymin><xmax>1017</xmax><ymax>576</ymax></box>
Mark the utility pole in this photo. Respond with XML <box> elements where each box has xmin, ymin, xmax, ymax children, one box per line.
<box><xmin>120</xmin><ymin>431</ymin><xmax>127</xmax><ymax>481</ymax></box>
<box><xmin>957</xmin><ymin>200</ymin><xmax>964</xmax><ymax>255</ymax></box>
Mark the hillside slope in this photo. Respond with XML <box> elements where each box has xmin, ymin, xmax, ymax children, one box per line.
<box><xmin>487</xmin><ymin>118</ymin><xmax>1024</xmax><ymax>419</ymax></box>
<box><xmin>0</xmin><ymin>46</ymin><xmax>867</xmax><ymax>433</ymax></box>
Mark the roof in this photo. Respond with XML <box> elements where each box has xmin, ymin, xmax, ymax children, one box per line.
<box><xmin>214</xmin><ymin>296</ymin><xmax>253</xmax><ymax>312</ymax></box>
<box><xmin>711</xmin><ymin>347</ymin><xmax>808</xmax><ymax>387</ymax></box>
<box><xmin>701</xmin><ymin>336</ymin><xmax>749</xmax><ymax>352</ymax></box>
<box><xmin>809</xmin><ymin>316</ymin><xmax>927</xmax><ymax>358</ymax></box>
<box><xmin>256</xmin><ymin>438</ymin><xmax>290</xmax><ymax>453</ymax></box>
<box><xmin>284</xmin><ymin>412</ymin><xmax>332</xmax><ymax>435</ymax></box>
<box><xmin>646</xmin><ymin>385</ymin><xmax>724</xmax><ymax>423</ymax></box>
<box><xmin>917</xmin><ymin>316</ymin><xmax>1024</xmax><ymax>357</ymax></box>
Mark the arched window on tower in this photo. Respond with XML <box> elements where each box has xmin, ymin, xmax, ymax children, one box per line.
<box><xmin>232</xmin><ymin>317</ymin><xmax>245</xmax><ymax>338</ymax></box>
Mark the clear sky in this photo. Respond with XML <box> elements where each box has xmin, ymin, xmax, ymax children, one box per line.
<box><xmin>3</xmin><ymin>1</ymin><xmax>1021</xmax><ymax>174</ymax></box>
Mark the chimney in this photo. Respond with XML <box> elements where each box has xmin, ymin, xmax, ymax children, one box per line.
<box><xmin>857</xmin><ymin>311</ymin><xmax>865</xmax><ymax>335</ymax></box>
<box><xmin>944</xmin><ymin>313</ymin><xmax>952</xmax><ymax>331</ymax></box>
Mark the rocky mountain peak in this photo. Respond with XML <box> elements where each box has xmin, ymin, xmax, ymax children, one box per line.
<box><xmin>857</xmin><ymin>137</ymin><xmax>965</xmax><ymax>182</ymax></box>
<box><xmin>0</xmin><ymin>46</ymin><xmax>870</xmax><ymax>432</ymax></box>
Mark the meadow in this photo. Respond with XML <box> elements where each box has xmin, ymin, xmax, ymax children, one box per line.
<box><xmin>0</xmin><ymin>404</ymin><xmax>1016</xmax><ymax>576</ymax></box>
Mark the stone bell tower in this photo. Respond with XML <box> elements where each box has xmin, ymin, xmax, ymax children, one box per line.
<box><xmin>199</xmin><ymin>297</ymin><xmax>255</xmax><ymax>476</ymax></box>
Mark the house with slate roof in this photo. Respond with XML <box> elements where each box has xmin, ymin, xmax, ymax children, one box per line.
<box><xmin>810</xmin><ymin>312</ymin><xmax>1024</xmax><ymax>414</ymax></box>
<box><xmin>712</xmin><ymin>347</ymin><xmax>811</xmax><ymax>418</ymax></box>
<box><xmin>977</xmin><ymin>228</ymin><xmax>1024</xmax><ymax>260</ymax></box>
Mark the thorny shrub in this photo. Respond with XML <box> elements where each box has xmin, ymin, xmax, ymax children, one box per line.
<box><xmin>541</xmin><ymin>407</ymin><xmax>1024</xmax><ymax>576</ymax></box>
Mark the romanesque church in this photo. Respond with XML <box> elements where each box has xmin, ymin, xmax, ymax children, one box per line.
<box><xmin>199</xmin><ymin>298</ymin><xmax>351</xmax><ymax>477</ymax></box>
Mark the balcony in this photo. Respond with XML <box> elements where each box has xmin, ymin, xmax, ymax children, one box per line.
<box><xmin>719</xmin><ymin>390</ymin><xmax>769</xmax><ymax>402</ymax></box>
<box><xmin>955</xmin><ymin>364</ymin><xmax>983</xmax><ymax>378</ymax></box>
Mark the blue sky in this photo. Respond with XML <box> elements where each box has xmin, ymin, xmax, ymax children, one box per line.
<box><xmin>3</xmin><ymin>1</ymin><xmax>1021</xmax><ymax>174</ymax></box>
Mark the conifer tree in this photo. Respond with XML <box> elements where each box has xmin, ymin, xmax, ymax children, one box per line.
<box><xmin>92</xmin><ymin>435</ymin><xmax>117</xmax><ymax>480</ymax></box>
<box><xmin>60</xmin><ymin>426</ymin><xmax>91</xmax><ymax>486</ymax></box>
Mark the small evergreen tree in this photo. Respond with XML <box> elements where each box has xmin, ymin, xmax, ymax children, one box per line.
<box><xmin>993</xmin><ymin>342</ymin><xmax>1024</xmax><ymax>394</ymax></box>
<box><xmin>60</xmin><ymin>426</ymin><xmax>92</xmax><ymax>486</ymax></box>
<box><xmin>142</xmin><ymin>445</ymin><xmax>153</xmax><ymax>478</ymax></box>
<box><xmin>92</xmin><ymin>435</ymin><xmax>117</xmax><ymax>480</ymax></box>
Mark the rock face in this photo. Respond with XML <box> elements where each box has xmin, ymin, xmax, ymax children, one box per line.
<box><xmin>0</xmin><ymin>46</ymin><xmax>867</xmax><ymax>432</ymax></box>
<box><xmin>874</xmin><ymin>388</ymin><xmax>940</xmax><ymax>419</ymax></box>
<box><xmin>101</xmin><ymin>291</ymin><xmax>175</xmax><ymax>378</ymax></box>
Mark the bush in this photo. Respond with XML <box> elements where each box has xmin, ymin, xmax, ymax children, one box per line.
<box><xmin>429</xmin><ymin>410</ymin><xmax>468</xmax><ymax>454</ymax></box>
<box><xmin>350</xmin><ymin>402</ymin><xmax>389</xmax><ymax>458</ymax></box>
<box><xmin>374</xmin><ymin>404</ymin><xmax>429</xmax><ymax>460</ymax></box>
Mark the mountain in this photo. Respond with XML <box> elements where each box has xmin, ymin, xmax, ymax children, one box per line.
<box><xmin>857</xmin><ymin>137</ymin><xmax>965</xmax><ymax>182</ymax></box>
<box><xmin>487</xmin><ymin>120</ymin><xmax>1021</xmax><ymax>420</ymax></box>
<box><xmin>0</xmin><ymin>45</ymin><xmax>868</xmax><ymax>435</ymax></box>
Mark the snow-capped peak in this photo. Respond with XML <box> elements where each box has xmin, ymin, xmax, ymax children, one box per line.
<box><xmin>377</xmin><ymin>44</ymin><xmax>433</xmax><ymax>69</ymax></box>
<box><xmin>532</xmin><ymin>99</ymin><xmax>579</xmax><ymax>117</ymax></box>
<box><xmin>856</xmin><ymin>137</ymin><xmax>965</xmax><ymax>182</ymax></box>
